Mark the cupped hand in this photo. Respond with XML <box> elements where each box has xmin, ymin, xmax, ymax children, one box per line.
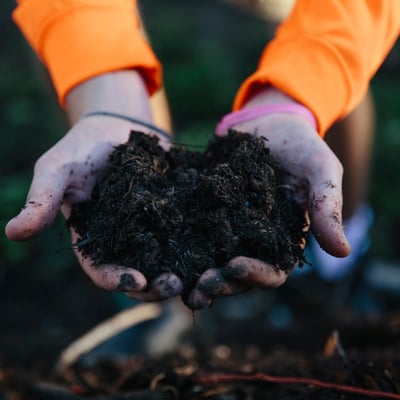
<box><xmin>187</xmin><ymin>88</ymin><xmax>350</xmax><ymax>309</ymax></box>
<box><xmin>5</xmin><ymin>116</ymin><xmax>182</xmax><ymax>301</ymax></box>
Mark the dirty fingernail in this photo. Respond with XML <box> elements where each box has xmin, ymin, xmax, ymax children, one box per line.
<box><xmin>223</xmin><ymin>264</ymin><xmax>247</xmax><ymax>279</ymax></box>
<box><xmin>116</xmin><ymin>273</ymin><xmax>140</xmax><ymax>292</ymax></box>
<box><xmin>157</xmin><ymin>275</ymin><xmax>183</xmax><ymax>298</ymax></box>
<box><xmin>187</xmin><ymin>289</ymin><xmax>213</xmax><ymax>310</ymax></box>
<box><xmin>197</xmin><ymin>271</ymin><xmax>224</xmax><ymax>294</ymax></box>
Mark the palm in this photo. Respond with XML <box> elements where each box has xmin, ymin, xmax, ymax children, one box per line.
<box><xmin>186</xmin><ymin>113</ymin><xmax>349</xmax><ymax>309</ymax></box>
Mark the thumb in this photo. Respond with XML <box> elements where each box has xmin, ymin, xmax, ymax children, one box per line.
<box><xmin>5</xmin><ymin>168</ymin><xmax>69</xmax><ymax>241</ymax></box>
<box><xmin>307</xmin><ymin>171</ymin><xmax>351</xmax><ymax>258</ymax></box>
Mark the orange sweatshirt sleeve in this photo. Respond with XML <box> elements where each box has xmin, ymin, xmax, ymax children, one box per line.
<box><xmin>12</xmin><ymin>0</ymin><xmax>162</xmax><ymax>106</ymax></box>
<box><xmin>234</xmin><ymin>0</ymin><xmax>400</xmax><ymax>136</ymax></box>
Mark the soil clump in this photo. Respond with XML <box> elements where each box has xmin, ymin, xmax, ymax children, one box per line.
<box><xmin>67</xmin><ymin>131</ymin><xmax>307</xmax><ymax>301</ymax></box>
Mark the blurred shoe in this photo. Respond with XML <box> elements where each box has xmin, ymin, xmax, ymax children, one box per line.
<box><xmin>310</xmin><ymin>203</ymin><xmax>373</xmax><ymax>282</ymax></box>
<box><xmin>364</xmin><ymin>260</ymin><xmax>400</xmax><ymax>293</ymax></box>
<box><xmin>79</xmin><ymin>298</ymin><xmax>192</xmax><ymax>365</ymax></box>
<box><xmin>285</xmin><ymin>203</ymin><xmax>376</xmax><ymax>314</ymax></box>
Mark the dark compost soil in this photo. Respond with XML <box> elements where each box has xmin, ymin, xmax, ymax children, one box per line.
<box><xmin>67</xmin><ymin>131</ymin><xmax>307</xmax><ymax>302</ymax></box>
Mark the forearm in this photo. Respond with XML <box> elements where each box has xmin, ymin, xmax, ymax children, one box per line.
<box><xmin>65</xmin><ymin>70</ymin><xmax>152</xmax><ymax>126</ymax></box>
<box><xmin>240</xmin><ymin>86</ymin><xmax>300</xmax><ymax>108</ymax></box>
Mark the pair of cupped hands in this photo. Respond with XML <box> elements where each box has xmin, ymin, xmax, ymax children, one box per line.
<box><xmin>5</xmin><ymin>71</ymin><xmax>350</xmax><ymax>309</ymax></box>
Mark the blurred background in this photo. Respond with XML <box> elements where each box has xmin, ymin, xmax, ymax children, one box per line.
<box><xmin>1</xmin><ymin>0</ymin><xmax>400</xmax><ymax>366</ymax></box>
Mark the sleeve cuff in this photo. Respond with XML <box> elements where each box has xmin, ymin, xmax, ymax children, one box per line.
<box><xmin>233</xmin><ymin>36</ymin><xmax>368</xmax><ymax>136</ymax></box>
<box><xmin>13</xmin><ymin>0</ymin><xmax>162</xmax><ymax>106</ymax></box>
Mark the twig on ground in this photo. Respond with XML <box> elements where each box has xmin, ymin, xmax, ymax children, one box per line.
<box><xmin>194</xmin><ymin>372</ymin><xmax>400</xmax><ymax>399</ymax></box>
<box><xmin>323</xmin><ymin>329</ymin><xmax>349</xmax><ymax>364</ymax></box>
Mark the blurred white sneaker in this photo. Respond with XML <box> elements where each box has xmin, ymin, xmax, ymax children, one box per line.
<box><xmin>310</xmin><ymin>203</ymin><xmax>373</xmax><ymax>282</ymax></box>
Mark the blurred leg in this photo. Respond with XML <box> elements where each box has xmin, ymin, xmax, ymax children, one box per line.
<box><xmin>138</xmin><ymin>7</ymin><xmax>173</xmax><ymax>134</ymax></box>
<box><xmin>324</xmin><ymin>91</ymin><xmax>375</xmax><ymax>220</ymax></box>
<box><xmin>309</xmin><ymin>92</ymin><xmax>375</xmax><ymax>281</ymax></box>
<box><xmin>149</xmin><ymin>87</ymin><xmax>173</xmax><ymax>134</ymax></box>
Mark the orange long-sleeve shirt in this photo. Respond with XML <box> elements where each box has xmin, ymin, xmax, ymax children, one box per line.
<box><xmin>13</xmin><ymin>0</ymin><xmax>400</xmax><ymax>135</ymax></box>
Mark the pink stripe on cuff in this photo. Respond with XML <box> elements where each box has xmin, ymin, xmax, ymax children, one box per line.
<box><xmin>216</xmin><ymin>103</ymin><xmax>317</xmax><ymax>135</ymax></box>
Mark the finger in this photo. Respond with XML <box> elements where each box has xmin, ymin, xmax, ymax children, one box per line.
<box><xmin>187</xmin><ymin>268</ymin><xmax>250</xmax><ymax>310</ymax></box>
<box><xmin>187</xmin><ymin>288</ymin><xmax>214</xmax><ymax>310</ymax></box>
<box><xmin>69</xmin><ymin>227</ymin><xmax>147</xmax><ymax>291</ymax></box>
<box><xmin>126</xmin><ymin>273</ymin><xmax>183</xmax><ymax>301</ymax></box>
<box><xmin>306</xmin><ymin>154</ymin><xmax>351</xmax><ymax>257</ymax></box>
<box><xmin>5</xmin><ymin>163</ymin><xmax>70</xmax><ymax>240</ymax></box>
<box><xmin>196</xmin><ymin>268</ymin><xmax>249</xmax><ymax>296</ymax></box>
<box><xmin>224</xmin><ymin>256</ymin><xmax>288</xmax><ymax>288</ymax></box>
<box><xmin>187</xmin><ymin>269</ymin><xmax>223</xmax><ymax>309</ymax></box>
<box><xmin>86</xmin><ymin>263</ymin><xmax>147</xmax><ymax>292</ymax></box>
<box><xmin>188</xmin><ymin>257</ymin><xmax>288</xmax><ymax>310</ymax></box>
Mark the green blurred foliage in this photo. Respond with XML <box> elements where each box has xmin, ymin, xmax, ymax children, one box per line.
<box><xmin>141</xmin><ymin>0</ymin><xmax>270</xmax><ymax>145</ymax></box>
<box><xmin>369</xmin><ymin>75</ymin><xmax>400</xmax><ymax>259</ymax></box>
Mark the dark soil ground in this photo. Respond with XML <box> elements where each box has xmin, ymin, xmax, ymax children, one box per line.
<box><xmin>68</xmin><ymin>131</ymin><xmax>307</xmax><ymax>302</ymax></box>
<box><xmin>2</xmin><ymin>279</ymin><xmax>400</xmax><ymax>400</ymax></box>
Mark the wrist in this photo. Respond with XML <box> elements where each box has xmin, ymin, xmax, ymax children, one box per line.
<box><xmin>65</xmin><ymin>70</ymin><xmax>152</xmax><ymax>125</ymax></box>
<box><xmin>243</xmin><ymin>86</ymin><xmax>299</xmax><ymax>108</ymax></box>
<box><xmin>216</xmin><ymin>87</ymin><xmax>317</xmax><ymax>135</ymax></box>
<box><xmin>79</xmin><ymin>111</ymin><xmax>172</xmax><ymax>141</ymax></box>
